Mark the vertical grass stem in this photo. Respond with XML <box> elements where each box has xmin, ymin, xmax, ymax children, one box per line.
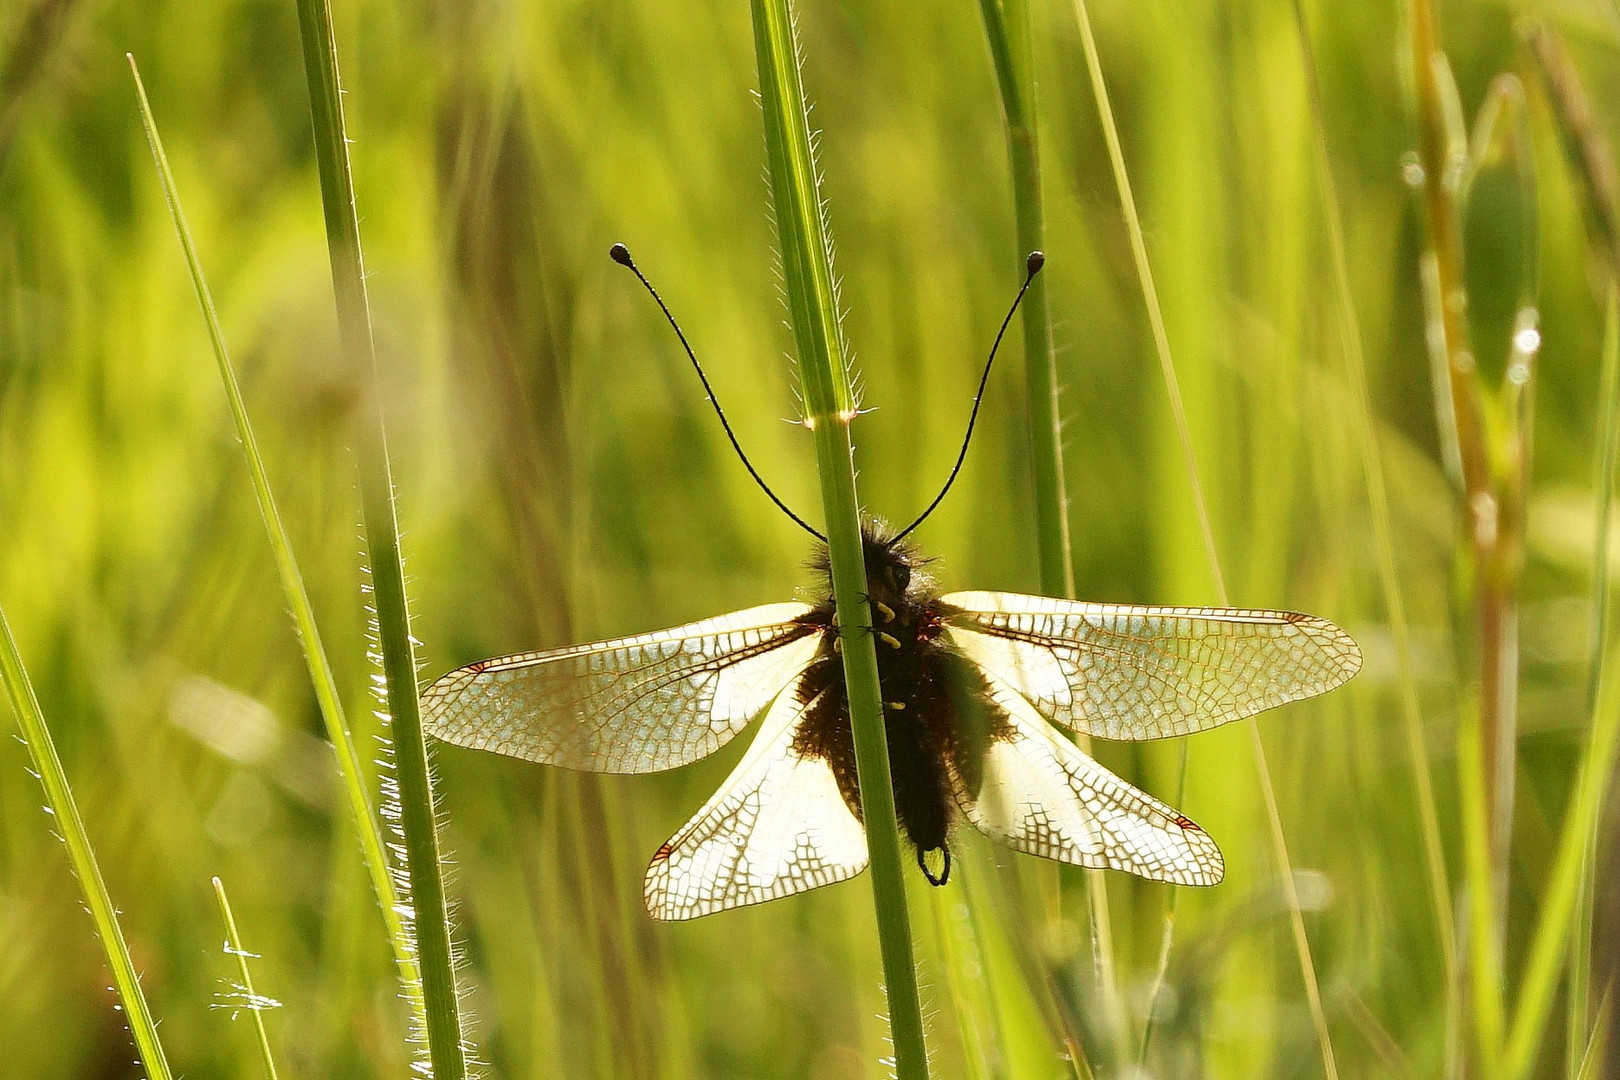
<box><xmin>750</xmin><ymin>1</ymin><xmax>928</xmax><ymax>1075</ymax></box>
<box><xmin>291</xmin><ymin>2</ymin><xmax>467</xmax><ymax>1075</ymax></box>
<box><xmin>1408</xmin><ymin>1</ymin><xmax>1522</xmax><ymax>1067</ymax></box>
<box><xmin>977</xmin><ymin>0</ymin><xmax>1126</xmax><ymax>1060</ymax></box>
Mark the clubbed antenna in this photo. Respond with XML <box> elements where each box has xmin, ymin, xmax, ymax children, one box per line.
<box><xmin>610</xmin><ymin>243</ymin><xmax>826</xmax><ymax>542</ymax></box>
<box><xmin>892</xmin><ymin>251</ymin><xmax>1045</xmax><ymax>543</ymax></box>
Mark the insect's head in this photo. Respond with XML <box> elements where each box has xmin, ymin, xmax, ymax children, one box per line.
<box><xmin>861</xmin><ymin>519</ymin><xmax>926</xmax><ymax>608</ymax></box>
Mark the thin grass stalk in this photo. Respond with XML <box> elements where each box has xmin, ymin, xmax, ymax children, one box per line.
<box><xmin>0</xmin><ymin>606</ymin><xmax>175</xmax><ymax>1080</ymax></box>
<box><xmin>972</xmin><ymin>838</ymin><xmax>1092</xmax><ymax>1077</ymax></box>
<box><xmin>976</xmin><ymin>0</ymin><xmax>1126</xmax><ymax>1061</ymax></box>
<box><xmin>212</xmin><ymin>877</ymin><xmax>282</xmax><ymax>1080</ymax></box>
<box><xmin>1503</xmin><ymin>623</ymin><xmax>1620</xmax><ymax>1078</ymax></box>
<box><xmin>1067</xmin><ymin>4</ymin><xmax>1340</xmax><ymax>1076</ymax></box>
<box><xmin>977</xmin><ymin>0</ymin><xmax>1074</xmax><ymax>601</ymax></box>
<box><xmin>1518</xmin><ymin>30</ymin><xmax>1620</xmax><ymax>1070</ymax></box>
<box><xmin>1572</xmin><ymin>287</ymin><xmax>1620</xmax><ymax>1078</ymax></box>
<box><xmin>126</xmin><ymin>56</ymin><xmax>427</xmax><ymax>1033</ymax></box>
<box><xmin>750</xmin><ymin>1</ymin><xmax>927</xmax><ymax>1075</ymax></box>
<box><xmin>1572</xmin><ymin>985</ymin><xmax>1611</xmax><ymax>1080</ymax></box>
<box><xmin>1285</xmin><ymin>0</ymin><xmax>1459</xmax><ymax>1043</ymax></box>
<box><xmin>290</xmin><ymin>2</ymin><xmax>467</xmax><ymax>1074</ymax></box>
<box><xmin>929</xmin><ymin>889</ymin><xmax>995</xmax><ymax>1080</ymax></box>
<box><xmin>1408</xmin><ymin>1</ymin><xmax>1520</xmax><ymax>1068</ymax></box>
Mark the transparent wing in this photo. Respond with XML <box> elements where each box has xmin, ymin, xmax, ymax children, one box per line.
<box><xmin>421</xmin><ymin>603</ymin><xmax>820</xmax><ymax>773</ymax></box>
<box><xmin>942</xmin><ymin>591</ymin><xmax>1361</xmax><ymax>742</ymax></box>
<box><xmin>644</xmin><ymin>675</ymin><xmax>869</xmax><ymax>920</ymax></box>
<box><xmin>959</xmin><ymin>675</ymin><xmax>1224</xmax><ymax>885</ymax></box>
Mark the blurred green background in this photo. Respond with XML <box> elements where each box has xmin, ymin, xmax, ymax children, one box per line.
<box><xmin>3</xmin><ymin>0</ymin><xmax>1619</xmax><ymax>1077</ymax></box>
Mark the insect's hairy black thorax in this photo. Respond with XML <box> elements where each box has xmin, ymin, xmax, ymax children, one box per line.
<box><xmin>794</xmin><ymin>519</ymin><xmax>1011</xmax><ymax>884</ymax></box>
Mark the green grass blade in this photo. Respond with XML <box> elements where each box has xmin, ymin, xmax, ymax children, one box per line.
<box><xmin>1503</xmin><ymin>631</ymin><xmax>1620</xmax><ymax>1078</ymax></box>
<box><xmin>1573</xmin><ymin>984</ymin><xmax>1611</xmax><ymax>1080</ymax></box>
<box><xmin>212</xmin><ymin>877</ymin><xmax>282</xmax><ymax>1080</ymax></box>
<box><xmin>1067</xmin><ymin>3</ymin><xmax>1340</xmax><ymax>1076</ymax></box>
<box><xmin>290</xmin><ymin>1</ymin><xmax>468</xmax><ymax>1075</ymax></box>
<box><xmin>0</xmin><ymin>606</ymin><xmax>175</xmax><ymax>1080</ymax></box>
<box><xmin>1287</xmin><ymin>0</ymin><xmax>1458</xmax><ymax>1039</ymax></box>
<box><xmin>125</xmin><ymin>54</ymin><xmax>427</xmax><ymax>1035</ymax></box>
<box><xmin>1502</xmin><ymin>291</ymin><xmax>1620</xmax><ymax>1080</ymax></box>
<box><xmin>976</xmin><ymin>0</ymin><xmax>1126</xmax><ymax>1062</ymax></box>
<box><xmin>976</xmin><ymin>0</ymin><xmax>1073</xmax><ymax>601</ymax></box>
<box><xmin>1408</xmin><ymin>1</ymin><xmax>1513</xmax><ymax>1068</ymax></box>
<box><xmin>1572</xmin><ymin>287</ymin><xmax>1620</xmax><ymax>1077</ymax></box>
<box><xmin>750</xmin><ymin>0</ymin><xmax>928</xmax><ymax>1075</ymax></box>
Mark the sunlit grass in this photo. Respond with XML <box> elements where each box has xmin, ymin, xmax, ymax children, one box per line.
<box><xmin>2</xmin><ymin>0</ymin><xmax>1618</xmax><ymax>1077</ymax></box>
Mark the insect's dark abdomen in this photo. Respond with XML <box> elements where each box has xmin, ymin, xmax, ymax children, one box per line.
<box><xmin>793</xmin><ymin>520</ymin><xmax>1012</xmax><ymax>879</ymax></box>
<box><xmin>792</xmin><ymin>621</ymin><xmax>1006</xmax><ymax>866</ymax></box>
<box><xmin>792</xmin><ymin>649</ymin><xmax>953</xmax><ymax>857</ymax></box>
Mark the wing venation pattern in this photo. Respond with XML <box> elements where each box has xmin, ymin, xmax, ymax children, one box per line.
<box><xmin>958</xmin><ymin>676</ymin><xmax>1224</xmax><ymax>885</ymax></box>
<box><xmin>421</xmin><ymin>603</ymin><xmax>818</xmax><ymax>773</ymax></box>
<box><xmin>645</xmin><ymin>676</ymin><xmax>869</xmax><ymax>919</ymax></box>
<box><xmin>943</xmin><ymin>591</ymin><xmax>1360</xmax><ymax>741</ymax></box>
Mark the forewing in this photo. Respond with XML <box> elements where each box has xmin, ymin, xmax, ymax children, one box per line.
<box><xmin>644</xmin><ymin>676</ymin><xmax>868</xmax><ymax>920</ymax></box>
<box><xmin>943</xmin><ymin>591</ymin><xmax>1361</xmax><ymax>742</ymax></box>
<box><xmin>959</xmin><ymin>675</ymin><xmax>1224</xmax><ymax>885</ymax></box>
<box><xmin>421</xmin><ymin>603</ymin><xmax>819</xmax><ymax>773</ymax></box>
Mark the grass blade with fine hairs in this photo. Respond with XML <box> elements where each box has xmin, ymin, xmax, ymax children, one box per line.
<box><xmin>1067</xmin><ymin>3</ymin><xmax>1340</xmax><ymax>1075</ymax></box>
<box><xmin>212</xmin><ymin>877</ymin><xmax>282</xmax><ymax>1080</ymax></box>
<box><xmin>975</xmin><ymin>0</ymin><xmax>1125</xmax><ymax>1064</ymax></box>
<box><xmin>750</xmin><ymin>0</ymin><xmax>928</xmax><ymax>1075</ymax></box>
<box><xmin>0</xmin><ymin>606</ymin><xmax>175</xmax><ymax>1080</ymax></box>
<box><xmin>291</xmin><ymin>1</ymin><xmax>468</xmax><ymax>1075</ymax></box>
<box><xmin>126</xmin><ymin>54</ymin><xmax>427</xmax><ymax>1036</ymax></box>
<box><xmin>1286</xmin><ymin>0</ymin><xmax>1459</xmax><ymax>1048</ymax></box>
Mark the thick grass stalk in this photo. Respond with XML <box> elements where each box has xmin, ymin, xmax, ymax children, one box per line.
<box><xmin>0</xmin><ymin>606</ymin><xmax>174</xmax><ymax>1080</ymax></box>
<box><xmin>291</xmin><ymin>2</ymin><xmax>467</xmax><ymax>1076</ymax></box>
<box><xmin>976</xmin><ymin>0</ymin><xmax>1126</xmax><ymax>1061</ymax></box>
<box><xmin>212</xmin><ymin>877</ymin><xmax>282</xmax><ymax>1080</ymax></box>
<box><xmin>126</xmin><ymin>55</ymin><xmax>427</xmax><ymax>1034</ymax></box>
<box><xmin>1408</xmin><ymin>1</ymin><xmax>1524</xmax><ymax>1069</ymax></box>
<box><xmin>1285</xmin><ymin>0</ymin><xmax>1459</xmax><ymax>1039</ymax></box>
<box><xmin>1067</xmin><ymin>3</ymin><xmax>1339</xmax><ymax>1076</ymax></box>
<box><xmin>750</xmin><ymin>0</ymin><xmax>928</xmax><ymax>1075</ymax></box>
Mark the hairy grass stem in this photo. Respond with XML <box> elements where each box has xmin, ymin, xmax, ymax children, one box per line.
<box><xmin>291</xmin><ymin>1</ymin><xmax>467</xmax><ymax>1074</ymax></box>
<box><xmin>126</xmin><ymin>54</ymin><xmax>427</xmax><ymax>1037</ymax></box>
<box><xmin>212</xmin><ymin>876</ymin><xmax>282</xmax><ymax>1080</ymax></box>
<box><xmin>0</xmin><ymin>605</ymin><xmax>174</xmax><ymax>1080</ymax></box>
<box><xmin>750</xmin><ymin>0</ymin><xmax>928</xmax><ymax>1074</ymax></box>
